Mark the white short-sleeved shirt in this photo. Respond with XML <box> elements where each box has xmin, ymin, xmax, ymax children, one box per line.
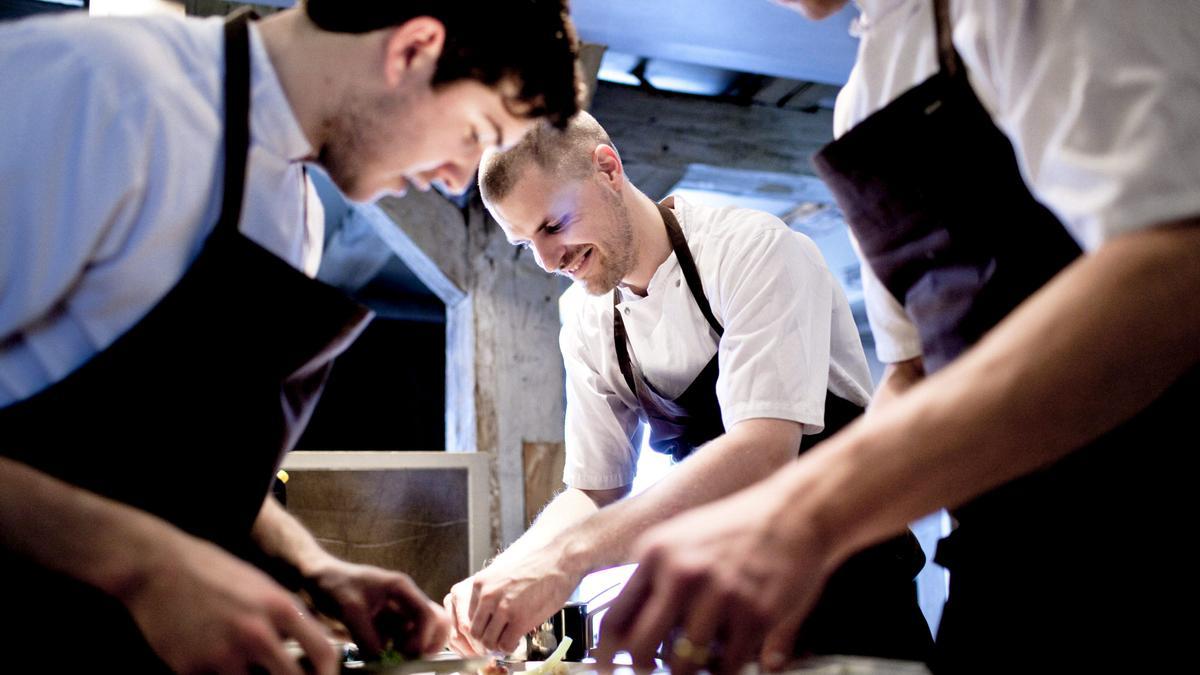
<box><xmin>0</xmin><ymin>13</ymin><xmax>322</xmax><ymax>406</ymax></box>
<box><xmin>836</xmin><ymin>0</ymin><xmax>1200</xmax><ymax>363</ymax></box>
<box><xmin>559</xmin><ymin>196</ymin><xmax>873</xmax><ymax>490</ymax></box>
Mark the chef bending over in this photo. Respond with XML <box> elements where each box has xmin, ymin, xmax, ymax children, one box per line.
<box><xmin>445</xmin><ymin>112</ymin><xmax>933</xmax><ymax>662</ymax></box>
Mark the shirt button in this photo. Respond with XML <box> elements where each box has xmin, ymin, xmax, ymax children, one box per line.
<box><xmin>624</xmin><ymin>308</ymin><xmax>631</xmax><ymax>315</ymax></box>
<box><xmin>675</xmin><ymin>279</ymin><xmax>681</xmax><ymax>287</ymax></box>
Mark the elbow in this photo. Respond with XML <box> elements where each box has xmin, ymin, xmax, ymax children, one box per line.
<box><xmin>730</xmin><ymin>418</ymin><xmax>804</xmax><ymax>470</ymax></box>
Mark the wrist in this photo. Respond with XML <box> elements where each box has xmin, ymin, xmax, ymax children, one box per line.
<box><xmin>252</xmin><ymin>498</ymin><xmax>334</xmax><ymax>581</ymax></box>
<box><xmin>94</xmin><ymin>510</ymin><xmax>179</xmax><ymax>604</ymax></box>
<box><xmin>293</xmin><ymin>545</ymin><xmax>339</xmax><ymax>580</ymax></box>
<box><xmin>765</xmin><ymin>446</ymin><xmax>864</xmax><ymax>571</ymax></box>
<box><xmin>554</xmin><ymin>532</ymin><xmax>595</xmax><ymax>583</ymax></box>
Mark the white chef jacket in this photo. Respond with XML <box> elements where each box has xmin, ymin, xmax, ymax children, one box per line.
<box><xmin>559</xmin><ymin>196</ymin><xmax>873</xmax><ymax>490</ymax></box>
<box><xmin>0</xmin><ymin>12</ymin><xmax>323</xmax><ymax>406</ymax></box>
<box><xmin>838</xmin><ymin>0</ymin><xmax>1200</xmax><ymax>363</ymax></box>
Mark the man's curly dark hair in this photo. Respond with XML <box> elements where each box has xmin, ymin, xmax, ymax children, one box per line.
<box><xmin>305</xmin><ymin>0</ymin><xmax>582</xmax><ymax>129</ymax></box>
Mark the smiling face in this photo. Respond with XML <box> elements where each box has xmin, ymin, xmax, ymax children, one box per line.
<box><xmin>488</xmin><ymin>162</ymin><xmax>637</xmax><ymax>295</ymax></box>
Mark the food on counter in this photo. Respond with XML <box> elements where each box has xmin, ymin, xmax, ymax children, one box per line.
<box><xmin>377</xmin><ymin>646</ymin><xmax>407</xmax><ymax>667</ymax></box>
<box><xmin>479</xmin><ymin>659</ymin><xmax>511</xmax><ymax>675</ymax></box>
<box><xmin>523</xmin><ymin>636</ymin><xmax>573</xmax><ymax>675</ymax></box>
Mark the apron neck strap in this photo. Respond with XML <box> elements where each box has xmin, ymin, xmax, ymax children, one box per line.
<box><xmin>656</xmin><ymin>202</ymin><xmax>724</xmax><ymax>337</ymax></box>
<box><xmin>933</xmin><ymin>0</ymin><xmax>962</xmax><ymax>78</ymax></box>
<box><xmin>610</xmin><ymin>201</ymin><xmax>724</xmax><ymax>399</ymax></box>
<box><xmin>612</xmin><ymin>292</ymin><xmax>640</xmax><ymax>398</ymax></box>
<box><xmin>217</xmin><ymin>8</ymin><xmax>256</xmax><ymax>238</ymax></box>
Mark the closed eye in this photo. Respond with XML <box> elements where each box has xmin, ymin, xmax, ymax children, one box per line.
<box><xmin>511</xmin><ymin>217</ymin><xmax>567</xmax><ymax>250</ymax></box>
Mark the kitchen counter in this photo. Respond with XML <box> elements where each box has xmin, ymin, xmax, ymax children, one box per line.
<box><xmin>515</xmin><ymin>657</ymin><xmax>930</xmax><ymax>675</ymax></box>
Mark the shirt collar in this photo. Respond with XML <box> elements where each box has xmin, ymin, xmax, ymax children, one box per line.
<box><xmin>247</xmin><ymin>22</ymin><xmax>313</xmax><ymax>163</ymax></box>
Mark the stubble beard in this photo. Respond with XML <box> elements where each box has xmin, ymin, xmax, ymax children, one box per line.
<box><xmin>316</xmin><ymin>89</ymin><xmax>407</xmax><ymax>201</ymax></box>
<box><xmin>582</xmin><ymin>192</ymin><xmax>636</xmax><ymax>295</ymax></box>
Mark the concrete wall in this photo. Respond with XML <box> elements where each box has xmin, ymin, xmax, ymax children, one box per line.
<box><xmin>370</xmin><ymin>190</ymin><xmax>568</xmax><ymax>552</ymax></box>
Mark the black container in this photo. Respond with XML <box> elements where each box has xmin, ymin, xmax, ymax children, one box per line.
<box><xmin>528</xmin><ymin>601</ymin><xmax>592</xmax><ymax>662</ymax></box>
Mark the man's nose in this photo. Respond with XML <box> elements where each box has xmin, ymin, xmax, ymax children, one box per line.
<box><xmin>440</xmin><ymin>143</ymin><xmax>487</xmax><ymax>194</ymax></box>
<box><xmin>529</xmin><ymin>238</ymin><xmax>560</xmax><ymax>273</ymax></box>
<box><xmin>435</xmin><ymin>163</ymin><xmax>472</xmax><ymax>195</ymax></box>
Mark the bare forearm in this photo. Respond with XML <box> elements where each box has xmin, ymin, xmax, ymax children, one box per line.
<box><xmin>447</xmin><ymin>420</ymin><xmax>802</xmax><ymax>654</ymax></box>
<box><xmin>776</xmin><ymin>221</ymin><xmax>1200</xmax><ymax>562</ymax></box>
<box><xmin>0</xmin><ymin>457</ymin><xmax>170</xmax><ymax>599</ymax></box>
<box><xmin>492</xmin><ymin>487</ymin><xmax>606</xmax><ymax>565</ymax></box>
<box><xmin>561</xmin><ymin>419</ymin><xmax>801</xmax><ymax>576</ymax></box>
<box><xmin>251</xmin><ymin>495</ymin><xmax>329</xmax><ymax>576</ymax></box>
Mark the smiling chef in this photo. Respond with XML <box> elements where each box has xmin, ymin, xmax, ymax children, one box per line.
<box><xmin>442</xmin><ymin>112</ymin><xmax>934</xmax><ymax>663</ymax></box>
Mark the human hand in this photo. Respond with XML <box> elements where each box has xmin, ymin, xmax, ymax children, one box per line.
<box><xmin>123</xmin><ymin>531</ymin><xmax>337</xmax><ymax>675</ymax></box>
<box><xmin>444</xmin><ymin>547</ymin><xmax>580</xmax><ymax>655</ymax></box>
<box><xmin>593</xmin><ymin>482</ymin><xmax>838</xmax><ymax>675</ymax></box>
<box><xmin>303</xmin><ymin>557</ymin><xmax>450</xmax><ymax>658</ymax></box>
<box><xmin>443</xmin><ymin>575</ymin><xmax>486</xmax><ymax>656</ymax></box>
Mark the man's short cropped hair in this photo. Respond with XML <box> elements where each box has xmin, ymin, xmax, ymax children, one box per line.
<box><xmin>479</xmin><ymin>111</ymin><xmax>615</xmax><ymax>205</ymax></box>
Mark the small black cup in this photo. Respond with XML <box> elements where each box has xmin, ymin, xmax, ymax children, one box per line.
<box><xmin>528</xmin><ymin>601</ymin><xmax>591</xmax><ymax>662</ymax></box>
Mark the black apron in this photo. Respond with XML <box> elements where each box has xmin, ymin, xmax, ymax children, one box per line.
<box><xmin>812</xmin><ymin>0</ymin><xmax>1196</xmax><ymax>669</ymax></box>
<box><xmin>613</xmin><ymin>203</ymin><xmax>932</xmax><ymax>661</ymax></box>
<box><xmin>0</xmin><ymin>11</ymin><xmax>372</xmax><ymax>669</ymax></box>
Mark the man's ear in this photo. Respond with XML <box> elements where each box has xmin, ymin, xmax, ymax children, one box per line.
<box><xmin>593</xmin><ymin>144</ymin><xmax>624</xmax><ymax>188</ymax></box>
<box><xmin>381</xmin><ymin>16</ymin><xmax>446</xmax><ymax>88</ymax></box>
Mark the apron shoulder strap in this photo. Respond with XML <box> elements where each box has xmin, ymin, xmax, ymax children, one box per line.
<box><xmin>612</xmin><ymin>291</ymin><xmax>641</xmax><ymax>397</ymax></box>
<box><xmin>611</xmin><ymin>202</ymin><xmax>724</xmax><ymax>399</ymax></box>
<box><xmin>933</xmin><ymin>0</ymin><xmax>962</xmax><ymax>77</ymax></box>
<box><xmin>216</xmin><ymin>8</ymin><xmax>256</xmax><ymax>238</ymax></box>
<box><xmin>657</xmin><ymin>203</ymin><xmax>723</xmax><ymax>337</ymax></box>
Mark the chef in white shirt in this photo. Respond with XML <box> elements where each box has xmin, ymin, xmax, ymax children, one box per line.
<box><xmin>443</xmin><ymin>112</ymin><xmax>933</xmax><ymax>663</ymax></box>
<box><xmin>598</xmin><ymin>1</ymin><xmax>1200</xmax><ymax>672</ymax></box>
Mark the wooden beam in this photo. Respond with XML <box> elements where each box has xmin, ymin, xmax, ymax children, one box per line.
<box><xmin>591</xmin><ymin>82</ymin><xmax>835</xmax><ymax>199</ymax></box>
